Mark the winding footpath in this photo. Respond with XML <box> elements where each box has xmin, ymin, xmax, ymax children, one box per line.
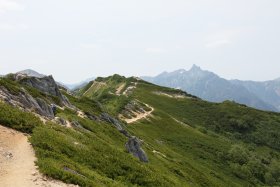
<box><xmin>0</xmin><ymin>125</ymin><xmax>76</xmax><ymax>187</ymax></box>
<box><xmin>124</xmin><ymin>104</ymin><xmax>154</xmax><ymax>124</ymax></box>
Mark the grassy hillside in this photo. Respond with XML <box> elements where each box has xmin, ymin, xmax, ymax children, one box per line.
<box><xmin>0</xmin><ymin>75</ymin><xmax>280</xmax><ymax>186</ymax></box>
<box><xmin>76</xmin><ymin>74</ymin><xmax>138</xmax><ymax>115</ymax></box>
<box><xmin>79</xmin><ymin>76</ymin><xmax>280</xmax><ymax>186</ymax></box>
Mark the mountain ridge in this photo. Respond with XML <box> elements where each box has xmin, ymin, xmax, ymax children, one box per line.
<box><xmin>0</xmin><ymin>72</ymin><xmax>280</xmax><ymax>186</ymax></box>
<box><xmin>142</xmin><ymin>65</ymin><xmax>280</xmax><ymax>112</ymax></box>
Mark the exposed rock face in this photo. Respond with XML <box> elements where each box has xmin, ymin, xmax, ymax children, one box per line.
<box><xmin>85</xmin><ymin>112</ymin><xmax>98</xmax><ymax>121</ymax></box>
<box><xmin>0</xmin><ymin>86</ymin><xmax>54</xmax><ymax>118</ymax></box>
<box><xmin>1</xmin><ymin>73</ymin><xmax>74</xmax><ymax>119</ymax></box>
<box><xmin>100</xmin><ymin>113</ymin><xmax>149</xmax><ymax>162</ymax></box>
<box><xmin>36</xmin><ymin>98</ymin><xmax>54</xmax><ymax>117</ymax></box>
<box><xmin>16</xmin><ymin>75</ymin><xmax>70</xmax><ymax>105</ymax></box>
<box><xmin>126</xmin><ymin>137</ymin><xmax>149</xmax><ymax>162</ymax></box>
<box><xmin>100</xmin><ymin>113</ymin><xmax>124</xmax><ymax>131</ymax></box>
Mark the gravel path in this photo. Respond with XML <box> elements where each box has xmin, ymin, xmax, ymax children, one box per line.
<box><xmin>0</xmin><ymin>125</ymin><xmax>77</xmax><ymax>187</ymax></box>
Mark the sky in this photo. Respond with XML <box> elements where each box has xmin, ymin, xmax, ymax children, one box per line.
<box><xmin>0</xmin><ymin>0</ymin><xmax>280</xmax><ymax>83</ymax></box>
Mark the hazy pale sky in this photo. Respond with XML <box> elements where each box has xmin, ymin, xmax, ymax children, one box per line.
<box><xmin>0</xmin><ymin>0</ymin><xmax>280</xmax><ymax>83</ymax></box>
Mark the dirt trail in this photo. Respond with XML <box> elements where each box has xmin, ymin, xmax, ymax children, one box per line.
<box><xmin>115</xmin><ymin>83</ymin><xmax>126</xmax><ymax>95</ymax></box>
<box><xmin>0</xmin><ymin>125</ymin><xmax>77</xmax><ymax>187</ymax></box>
<box><xmin>82</xmin><ymin>82</ymin><xmax>95</xmax><ymax>96</ymax></box>
<box><xmin>83</xmin><ymin>82</ymin><xmax>107</xmax><ymax>96</ymax></box>
<box><xmin>125</xmin><ymin>104</ymin><xmax>154</xmax><ymax>124</ymax></box>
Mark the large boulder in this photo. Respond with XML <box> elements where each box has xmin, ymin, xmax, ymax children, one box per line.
<box><xmin>126</xmin><ymin>136</ymin><xmax>149</xmax><ymax>162</ymax></box>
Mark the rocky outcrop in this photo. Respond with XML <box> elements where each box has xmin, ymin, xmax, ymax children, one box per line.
<box><xmin>126</xmin><ymin>137</ymin><xmax>149</xmax><ymax>162</ymax></box>
<box><xmin>1</xmin><ymin>73</ymin><xmax>74</xmax><ymax>119</ymax></box>
<box><xmin>85</xmin><ymin>112</ymin><xmax>98</xmax><ymax>121</ymax></box>
<box><xmin>22</xmin><ymin>76</ymin><xmax>60</xmax><ymax>98</ymax></box>
<box><xmin>36</xmin><ymin>98</ymin><xmax>54</xmax><ymax>117</ymax></box>
<box><xmin>14</xmin><ymin>74</ymin><xmax>70</xmax><ymax>107</ymax></box>
<box><xmin>100</xmin><ymin>113</ymin><xmax>124</xmax><ymax>131</ymax></box>
<box><xmin>100</xmin><ymin>113</ymin><xmax>149</xmax><ymax>162</ymax></box>
<box><xmin>0</xmin><ymin>86</ymin><xmax>54</xmax><ymax>118</ymax></box>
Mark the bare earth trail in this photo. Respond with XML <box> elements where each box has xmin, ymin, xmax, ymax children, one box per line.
<box><xmin>124</xmin><ymin>104</ymin><xmax>154</xmax><ymax>124</ymax></box>
<box><xmin>0</xmin><ymin>125</ymin><xmax>77</xmax><ymax>187</ymax></box>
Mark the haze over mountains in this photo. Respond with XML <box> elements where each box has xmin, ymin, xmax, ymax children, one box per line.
<box><xmin>61</xmin><ymin>77</ymin><xmax>95</xmax><ymax>90</ymax></box>
<box><xmin>142</xmin><ymin>65</ymin><xmax>280</xmax><ymax>112</ymax></box>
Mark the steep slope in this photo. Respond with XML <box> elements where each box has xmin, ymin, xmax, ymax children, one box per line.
<box><xmin>78</xmin><ymin>75</ymin><xmax>280</xmax><ymax>186</ymax></box>
<box><xmin>231</xmin><ymin>79</ymin><xmax>280</xmax><ymax>111</ymax></box>
<box><xmin>142</xmin><ymin>65</ymin><xmax>277</xmax><ymax>112</ymax></box>
<box><xmin>0</xmin><ymin>74</ymin><xmax>280</xmax><ymax>186</ymax></box>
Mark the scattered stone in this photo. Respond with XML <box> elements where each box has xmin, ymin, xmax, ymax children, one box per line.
<box><xmin>3</xmin><ymin>152</ymin><xmax>13</xmax><ymax>159</ymax></box>
<box><xmin>71</xmin><ymin>121</ymin><xmax>83</xmax><ymax>129</ymax></box>
<box><xmin>54</xmin><ymin>117</ymin><xmax>67</xmax><ymax>126</ymax></box>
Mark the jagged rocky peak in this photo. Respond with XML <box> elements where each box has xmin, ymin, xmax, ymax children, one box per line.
<box><xmin>12</xmin><ymin>71</ymin><xmax>71</xmax><ymax>107</ymax></box>
<box><xmin>189</xmin><ymin>64</ymin><xmax>202</xmax><ymax>72</ymax></box>
<box><xmin>173</xmin><ymin>69</ymin><xmax>187</xmax><ymax>74</ymax></box>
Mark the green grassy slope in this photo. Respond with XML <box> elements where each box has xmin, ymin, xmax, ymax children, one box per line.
<box><xmin>79</xmin><ymin>77</ymin><xmax>280</xmax><ymax>186</ymax></box>
<box><xmin>0</xmin><ymin>75</ymin><xmax>280</xmax><ymax>186</ymax></box>
<box><xmin>76</xmin><ymin>75</ymin><xmax>139</xmax><ymax>115</ymax></box>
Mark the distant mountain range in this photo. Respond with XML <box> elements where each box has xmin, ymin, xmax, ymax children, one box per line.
<box><xmin>142</xmin><ymin>65</ymin><xmax>280</xmax><ymax>112</ymax></box>
<box><xmin>60</xmin><ymin>77</ymin><xmax>95</xmax><ymax>90</ymax></box>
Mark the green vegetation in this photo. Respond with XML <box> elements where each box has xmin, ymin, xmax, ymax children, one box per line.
<box><xmin>125</xmin><ymin>80</ymin><xmax>280</xmax><ymax>186</ymax></box>
<box><xmin>0</xmin><ymin>77</ymin><xmax>62</xmax><ymax>106</ymax></box>
<box><xmin>0</xmin><ymin>77</ymin><xmax>22</xmax><ymax>95</ymax></box>
<box><xmin>0</xmin><ymin>102</ymin><xmax>43</xmax><ymax>133</ymax></box>
<box><xmin>30</xmin><ymin>121</ymin><xmax>179</xmax><ymax>186</ymax></box>
<box><xmin>77</xmin><ymin>75</ymin><xmax>136</xmax><ymax>115</ymax></box>
<box><xmin>1</xmin><ymin>75</ymin><xmax>280</xmax><ymax>186</ymax></box>
<box><xmin>227</xmin><ymin>144</ymin><xmax>280</xmax><ymax>185</ymax></box>
<box><xmin>64</xmin><ymin>91</ymin><xmax>103</xmax><ymax>116</ymax></box>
